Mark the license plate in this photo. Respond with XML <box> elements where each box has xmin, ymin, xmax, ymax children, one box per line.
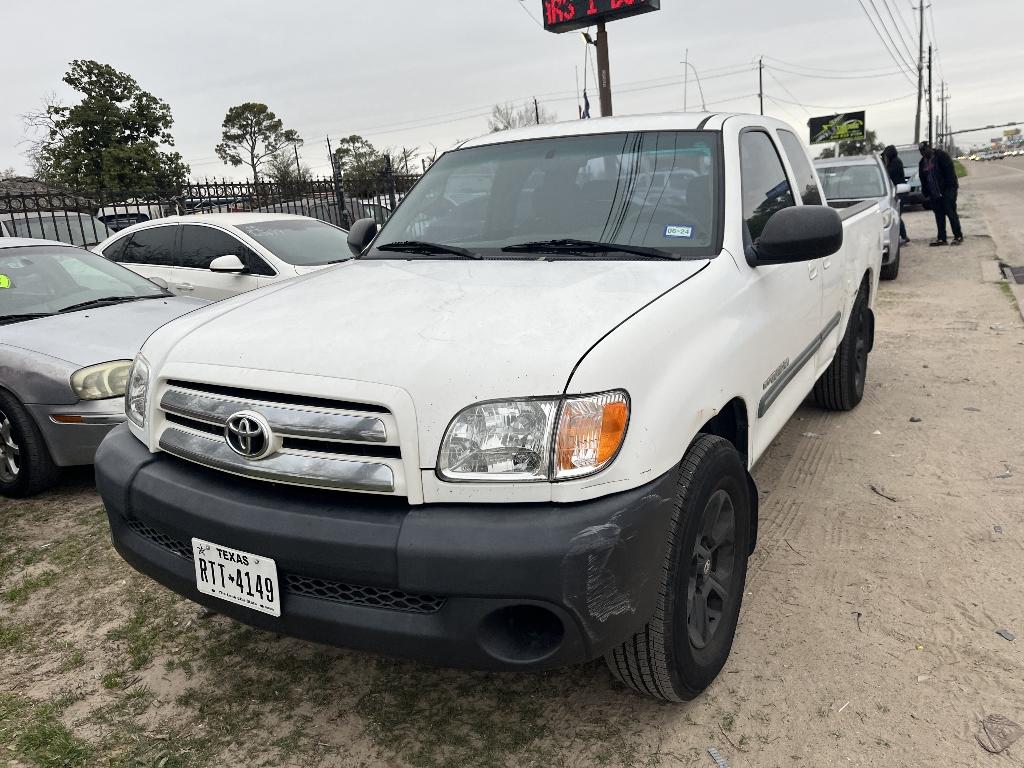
<box><xmin>191</xmin><ymin>537</ymin><xmax>280</xmax><ymax>617</ymax></box>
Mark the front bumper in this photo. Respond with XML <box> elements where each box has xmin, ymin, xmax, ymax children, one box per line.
<box><xmin>27</xmin><ymin>398</ymin><xmax>126</xmax><ymax>467</ymax></box>
<box><xmin>96</xmin><ymin>424</ymin><xmax>677</xmax><ymax>671</ymax></box>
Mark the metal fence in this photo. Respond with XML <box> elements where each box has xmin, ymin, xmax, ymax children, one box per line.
<box><xmin>0</xmin><ymin>170</ymin><xmax>421</xmax><ymax>248</ymax></box>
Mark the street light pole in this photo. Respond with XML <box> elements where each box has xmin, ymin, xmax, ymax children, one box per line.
<box><xmin>596</xmin><ymin>21</ymin><xmax>613</xmax><ymax>117</ymax></box>
<box><xmin>759</xmin><ymin>57</ymin><xmax>764</xmax><ymax>116</ymax></box>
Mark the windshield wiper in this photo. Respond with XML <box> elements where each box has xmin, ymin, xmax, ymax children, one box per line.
<box><xmin>375</xmin><ymin>241</ymin><xmax>481</xmax><ymax>259</ymax></box>
<box><xmin>58</xmin><ymin>296</ymin><xmax>155</xmax><ymax>314</ymax></box>
<box><xmin>501</xmin><ymin>239</ymin><xmax>677</xmax><ymax>260</ymax></box>
<box><xmin>0</xmin><ymin>313</ymin><xmax>54</xmax><ymax>326</ymax></box>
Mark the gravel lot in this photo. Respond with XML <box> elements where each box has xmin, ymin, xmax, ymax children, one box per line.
<box><xmin>1</xmin><ymin>177</ymin><xmax>1021</xmax><ymax>768</ymax></box>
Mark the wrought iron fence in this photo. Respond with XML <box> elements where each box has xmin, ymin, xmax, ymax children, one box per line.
<box><xmin>0</xmin><ymin>170</ymin><xmax>421</xmax><ymax>248</ymax></box>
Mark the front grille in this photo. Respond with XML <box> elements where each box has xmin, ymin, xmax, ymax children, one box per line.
<box><xmin>157</xmin><ymin>380</ymin><xmax>403</xmax><ymax>494</ymax></box>
<box><xmin>124</xmin><ymin>516</ymin><xmax>445</xmax><ymax>614</ymax></box>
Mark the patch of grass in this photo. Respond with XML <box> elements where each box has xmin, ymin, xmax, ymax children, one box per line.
<box><xmin>59</xmin><ymin>644</ymin><xmax>86</xmax><ymax>672</ymax></box>
<box><xmin>4</xmin><ymin>569</ymin><xmax>59</xmax><ymax>605</ymax></box>
<box><xmin>998</xmin><ymin>281</ymin><xmax>1021</xmax><ymax>314</ymax></box>
<box><xmin>0</xmin><ymin>693</ymin><xmax>93</xmax><ymax>768</ymax></box>
<box><xmin>954</xmin><ymin>160</ymin><xmax>968</xmax><ymax>178</ymax></box>
<box><xmin>101</xmin><ymin>671</ymin><xmax>124</xmax><ymax>690</ymax></box>
<box><xmin>0</xmin><ymin>620</ymin><xmax>29</xmax><ymax>651</ymax></box>
<box><xmin>105</xmin><ymin>590</ymin><xmax>179</xmax><ymax>670</ymax></box>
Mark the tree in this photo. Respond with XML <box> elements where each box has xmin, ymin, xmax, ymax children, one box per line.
<box><xmin>1</xmin><ymin>167</ymin><xmax>17</xmax><ymax>180</ymax></box>
<box><xmin>332</xmin><ymin>135</ymin><xmax>382</xmax><ymax>178</ymax></box>
<box><xmin>266</xmin><ymin>148</ymin><xmax>310</xmax><ymax>200</ymax></box>
<box><xmin>215</xmin><ymin>103</ymin><xmax>301</xmax><ymax>182</ymax></box>
<box><xmin>22</xmin><ymin>61</ymin><xmax>188</xmax><ymax>190</ymax></box>
<box><xmin>837</xmin><ymin>130</ymin><xmax>885</xmax><ymax>157</ymax></box>
<box><xmin>817</xmin><ymin>146</ymin><xmax>836</xmax><ymax>159</ymax></box>
<box><xmin>487</xmin><ymin>101</ymin><xmax>555</xmax><ymax>133</ymax></box>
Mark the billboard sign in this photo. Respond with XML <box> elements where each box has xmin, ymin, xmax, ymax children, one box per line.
<box><xmin>1004</xmin><ymin>128</ymin><xmax>1021</xmax><ymax>138</ymax></box>
<box><xmin>808</xmin><ymin>112</ymin><xmax>867</xmax><ymax>145</ymax></box>
<box><xmin>542</xmin><ymin>0</ymin><xmax>661</xmax><ymax>33</ymax></box>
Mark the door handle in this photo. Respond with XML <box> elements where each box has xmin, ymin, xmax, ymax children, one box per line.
<box><xmin>175</xmin><ymin>282</ymin><xmax>195</xmax><ymax>292</ymax></box>
<box><xmin>823</xmin><ymin>258</ymin><xmax>833</xmax><ymax>270</ymax></box>
<box><xmin>808</xmin><ymin>266</ymin><xmax>819</xmax><ymax>280</ymax></box>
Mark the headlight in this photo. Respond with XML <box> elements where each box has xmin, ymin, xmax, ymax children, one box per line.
<box><xmin>882</xmin><ymin>209</ymin><xmax>894</xmax><ymax>228</ymax></box>
<box><xmin>124</xmin><ymin>356</ymin><xmax>150</xmax><ymax>427</ymax></box>
<box><xmin>71</xmin><ymin>360</ymin><xmax>132</xmax><ymax>401</ymax></box>
<box><xmin>437</xmin><ymin>391</ymin><xmax>629</xmax><ymax>482</ymax></box>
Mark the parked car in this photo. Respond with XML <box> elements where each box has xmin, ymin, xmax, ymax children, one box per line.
<box><xmin>0</xmin><ymin>238</ymin><xmax>205</xmax><ymax>496</ymax></box>
<box><xmin>815</xmin><ymin>155</ymin><xmax>907</xmax><ymax>280</ymax></box>
<box><xmin>94</xmin><ymin>213</ymin><xmax>351</xmax><ymax>301</ymax></box>
<box><xmin>95</xmin><ymin>113</ymin><xmax>883</xmax><ymax>702</ymax></box>
<box><xmin>96</xmin><ymin>200</ymin><xmax>169</xmax><ymax>232</ymax></box>
<box><xmin>0</xmin><ymin>211</ymin><xmax>111</xmax><ymax>247</ymax></box>
<box><xmin>894</xmin><ymin>145</ymin><xmax>926</xmax><ymax>206</ymax></box>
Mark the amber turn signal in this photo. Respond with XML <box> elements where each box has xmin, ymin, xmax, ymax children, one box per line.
<box><xmin>555</xmin><ymin>391</ymin><xmax>629</xmax><ymax>479</ymax></box>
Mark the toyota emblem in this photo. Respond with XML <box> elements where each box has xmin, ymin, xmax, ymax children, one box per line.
<box><xmin>224</xmin><ymin>410</ymin><xmax>274</xmax><ymax>459</ymax></box>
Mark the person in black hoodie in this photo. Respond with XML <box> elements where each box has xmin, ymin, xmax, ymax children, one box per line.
<box><xmin>919</xmin><ymin>141</ymin><xmax>963</xmax><ymax>246</ymax></box>
<box><xmin>882</xmin><ymin>145</ymin><xmax>910</xmax><ymax>245</ymax></box>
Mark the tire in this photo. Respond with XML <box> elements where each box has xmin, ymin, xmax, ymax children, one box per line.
<box><xmin>813</xmin><ymin>286</ymin><xmax>870</xmax><ymax>411</ymax></box>
<box><xmin>0</xmin><ymin>391</ymin><xmax>59</xmax><ymax>498</ymax></box>
<box><xmin>604</xmin><ymin>434</ymin><xmax>751</xmax><ymax>702</ymax></box>
<box><xmin>880</xmin><ymin>245</ymin><xmax>900</xmax><ymax>281</ymax></box>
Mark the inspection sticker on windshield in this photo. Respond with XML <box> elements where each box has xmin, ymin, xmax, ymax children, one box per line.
<box><xmin>0</xmin><ymin>275</ymin><xmax>11</xmax><ymax>289</ymax></box>
<box><xmin>192</xmin><ymin>537</ymin><xmax>280</xmax><ymax>616</ymax></box>
<box><xmin>664</xmin><ymin>225</ymin><xmax>694</xmax><ymax>239</ymax></box>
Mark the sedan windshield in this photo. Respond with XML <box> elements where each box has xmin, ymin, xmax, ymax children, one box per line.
<box><xmin>0</xmin><ymin>245</ymin><xmax>165</xmax><ymax>320</ymax></box>
<box><xmin>235</xmin><ymin>219</ymin><xmax>351</xmax><ymax>266</ymax></box>
<box><xmin>816</xmin><ymin>165</ymin><xmax>886</xmax><ymax>200</ymax></box>
<box><xmin>370</xmin><ymin>131</ymin><xmax>721</xmax><ymax>260</ymax></box>
<box><xmin>3</xmin><ymin>213</ymin><xmax>111</xmax><ymax>246</ymax></box>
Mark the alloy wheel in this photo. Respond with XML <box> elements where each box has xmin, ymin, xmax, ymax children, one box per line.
<box><xmin>687</xmin><ymin>489</ymin><xmax>737</xmax><ymax>649</ymax></box>
<box><xmin>0</xmin><ymin>410</ymin><xmax>20</xmax><ymax>483</ymax></box>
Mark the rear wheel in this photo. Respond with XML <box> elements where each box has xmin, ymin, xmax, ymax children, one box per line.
<box><xmin>814</xmin><ymin>286</ymin><xmax>870</xmax><ymax>411</ymax></box>
<box><xmin>604</xmin><ymin>434</ymin><xmax>751</xmax><ymax>701</ymax></box>
<box><xmin>0</xmin><ymin>391</ymin><xmax>59</xmax><ymax>498</ymax></box>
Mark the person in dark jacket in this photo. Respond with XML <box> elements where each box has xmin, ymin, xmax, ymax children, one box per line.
<box><xmin>919</xmin><ymin>141</ymin><xmax>963</xmax><ymax>246</ymax></box>
<box><xmin>882</xmin><ymin>145</ymin><xmax>910</xmax><ymax>245</ymax></box>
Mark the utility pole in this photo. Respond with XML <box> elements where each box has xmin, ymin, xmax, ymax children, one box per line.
<box><xmin>683</xmin><ymin>48</ymin><xmax>689</xmax><ymax>112</ymax></box>
<box><xmin>927</xmin><ymin>45</ymin><xmax>933</xmax><ymax>145</ymax></box>
<box><xmin>293</xmin><ymin>143</ymin><xmax>302</xmax><ymax>181</ymax></box>
<box><xmin>596</xmin><ymin>21</ymin><xmax>613</xmax><ymax>117</ymax></box>
<box><xmin>913</xmin><ymin>2</ymin><xmax>926</xmax><ymax>144</ymax></box>
<box><xmin>534</xmin><ymin>97</ymin><xmax>541</xmax><ymax>125</ymax></box>
<box><xmin>759</xmin><ymin>57</ymin><xmax>764</xmax><ymax>116</ymax></box>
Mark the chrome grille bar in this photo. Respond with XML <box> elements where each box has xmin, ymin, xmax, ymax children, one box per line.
<box><xmin>159</xmin><ymin>428</ymin><xmax>395</xmax><ymax>493</ymax></box>
<box><xmin>161</xmin><ymin>387</ymin><xmax>387</xmax><ymax>444</ymax></box>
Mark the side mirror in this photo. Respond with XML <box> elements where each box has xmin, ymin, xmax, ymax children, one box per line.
<box><xmin>148</xmin><ymin>276</ymin><xmax>169</xmax><ymax>290</ymax></box>
<box><xmin>209</xmin><ymin>254</ymin><xmax>245</xmax><ymax>273</ymax></box>
<box><xmin>347</xmin><ymin>218</ymin><xmax>379</xmax><ymax>256</ymax></box>
<box><xmin>746</xmin><ymin>206</ymin><xmax>843</xmax><ymax>267</ymax></box>
<box><xmin>895</xmin><ymin>183</ymin><xmax>911</xmax><ymax>195</ymax></box>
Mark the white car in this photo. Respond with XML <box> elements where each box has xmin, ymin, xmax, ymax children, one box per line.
<box><xmin>96</xmin><ymin>113</ymin><xmax>883</xmax><ymax>702</ymax></box>
<box><xmin>94</xmin><ymin>213</ymin><xmax>350</xmax><ymax>301</ymax></box>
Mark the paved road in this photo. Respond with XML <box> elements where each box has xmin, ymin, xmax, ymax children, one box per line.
<box><xmin>961</xmin><ymin>156</ymin><xmax>1024</xmax><ymax>266</ymax></box>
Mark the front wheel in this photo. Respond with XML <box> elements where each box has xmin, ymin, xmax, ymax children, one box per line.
<box><xmin>0</xmin><ymin>391</ymin><xmax>59</xmax><ymax>498</ymax></box>
<box><xmin>813</xmin><ymin>286</ymin><xmax>871</xmax><ymax>411</ymax></box>
<box><xmin>880</xmin><ymin>245</ymin><xmax>900</xmax><ymax>281</ymax></box>
<box><xmin>605</xmin><ymin>434</ymin><xmax>751</xmax><ymax>702</ymax></box>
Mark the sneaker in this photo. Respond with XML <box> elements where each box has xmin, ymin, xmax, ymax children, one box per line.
<box><xmin>952</xmin><ymin>235</ymin><xmax>964</xmax><ymax>245</ymax></box>
<box><xmin>901</xmin><ymin>238</ymin><xmax>911</xmax><ymax>246</ymax></box>
<box><xmin>929</xmin><ymin>239</ymin><xmax>948</xmax><ymax>247</ymax></box>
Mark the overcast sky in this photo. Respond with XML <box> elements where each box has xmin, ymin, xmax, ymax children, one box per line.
<box><xmin>2</xmin><ymin>0</ymin><xmax>1019</xmax><ymax>180</ymax></box>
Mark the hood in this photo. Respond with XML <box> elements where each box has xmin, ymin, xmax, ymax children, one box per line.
<box><xmin>156</xmin><ymin>258</ymin><xmax>710</xmax><ymax>458</ymax></box>
<box><xmin>291</xmin><ymin>263</ymin><xmax>335</xmax><ymax>276</ymax></box>
<box><xmin>0</xmin><ymin>296</ymin><xmax>207</xmax><ymax>367</ymax></box>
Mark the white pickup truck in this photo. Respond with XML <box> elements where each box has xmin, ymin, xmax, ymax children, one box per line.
<box><xmin>96</xmin><ymin>114</ymin><xmax>882</xmax><ymax>702</ymax></box>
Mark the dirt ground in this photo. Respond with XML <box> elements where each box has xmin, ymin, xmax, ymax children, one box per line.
<box><xmin>1</xmin><ymin>175</ymin><xmax>1022</xmax><ymax>768</ymax></box>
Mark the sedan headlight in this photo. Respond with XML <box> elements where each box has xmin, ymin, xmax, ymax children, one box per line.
<box><xmin>124</xmin><ymin>356</ymin><xmax>150</xmax><ymax>427</ymax></box>
<box><xmin>882</xmin><ymin>209</ymin><xmax>894</xmax><ymax>229</ymax></box>
<box><xmin>71</xmin><ymin>360</ymin><xmax>132</xmax><ymax>401</ymax></box>
<box><xmin>437</xmin><ymin>391</ymin><xmax>629</xmax><ymax>482</ymax></box>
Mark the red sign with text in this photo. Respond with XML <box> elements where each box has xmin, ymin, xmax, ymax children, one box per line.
<box><xmin>542</xmin><ymin>0</ymin><xmax>661</xmax><ymax>33</ymax></box>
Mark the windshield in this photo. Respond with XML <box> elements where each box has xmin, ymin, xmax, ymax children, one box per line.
<box><xmin>235</xmin><ymin>219</ymin><xmax>351</xmax><ymax>266</ymax></box>
<box><xmin>4</xmin><ymin>213</ymin><xmax>111</xmax><ymax>246</ymax></box>
<box><xmin>371</xmin><ymin>131</ymin><xmax>721</xmax><ymax>259</ymax></box>
<box><xmin>897</xmin><ymin>150</ymin><xmax>921</xmax><ymax>177</ymax></box>
<box><xmin>816</xmin><ymin>164</ymin><xmax>886</xmax><ymax>200</ymax></box>
<box><xmin>0</xmin><ymin>245</ymin><xmax>165</xmax><ymax>318</ymax></box>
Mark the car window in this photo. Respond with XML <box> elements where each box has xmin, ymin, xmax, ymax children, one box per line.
<box><xmin>816</xmin><ymin>165</ymin><xmax>887</xmax><ymax>200</ymax></box>
<box><xmin>121</xmin><ymin>225</ymin><xmax>178</xmax><ymax>266</ymax></box>
<box><xmin>102</xmin><ymin>234</ymin><xmax>131</xmax><ymax>262</ymax></box>
<box><xmin>777</xmin><ymin>130</ymin><xmax>823</xmax><ymax>206</ymax></box>
<box><xmin>179</xmin><ymin>225</ymin><xmax>257</xmax><ymax>270</ymax></box>
<box><xmin>739</xmin><ymin>131</ymin><xmax>796</xmax><ymax>241</ymax></box>
<box><xmin>235</xmin><ymin>219</ymin><xmax>349</xmax><ymax>267</ymax></box>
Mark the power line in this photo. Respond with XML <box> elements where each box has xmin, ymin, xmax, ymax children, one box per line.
<box><xmin>878</xmin><ymin>0</ymin><xmax>917</xmax><ymax>63</ymax></box>
<box><xmin>764</xmin><ymin>69</ymin><xmax>810</xmax><ymax>115</ymax></box>
<box><xmin>856</xmin><ymin>0</ymin><xmax>918</xmax><ymax>85</ymax></box>
<box><xmin>762</xmin><ymin>56</ymin><xmax>906</xmax><ymax>77</ymax></box>
<box><xmin>767</xmin><ymin>91</ymin><xmax>917</xmax><ymax>110</ymax></box>
<box><xmin>867</xmin><ymin>0</ymin><xmax>916</xmax><ymax>70</ymax></box>
<box><xmin>765</xmin><ymin>64</ymin><xmax>906</xmax><ymax>81</ymax></box>
<box><xmin>926</xmin><ymin>4</ymin><xmax>946</xmax><ymax>82</ymax></box>
<box><xmin>514</xmin><ymin>0</ymin><xmax>543</xmax><ymax>27</ymax></box>
<box><xmin>890</xmin><ymin>0</ymin><xmax>918</xmax><ymax>51</ymax></box>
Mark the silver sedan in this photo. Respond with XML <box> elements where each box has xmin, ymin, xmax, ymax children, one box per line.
<box><xmin>0</xmin><ymin>238</ymin><xmax>206</xmax><ymax>496</ymax></box>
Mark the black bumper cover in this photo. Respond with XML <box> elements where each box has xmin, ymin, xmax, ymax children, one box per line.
<box><xmin>96</xmin><ymin>425</ymin><xmax>678</xmax><ymax>671</ymax></box>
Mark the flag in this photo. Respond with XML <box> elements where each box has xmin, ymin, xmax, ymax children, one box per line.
<box><xmin>581</xmin><ymin>90</ymin><xmax>591</xmax><ymax>119</ymax></box>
